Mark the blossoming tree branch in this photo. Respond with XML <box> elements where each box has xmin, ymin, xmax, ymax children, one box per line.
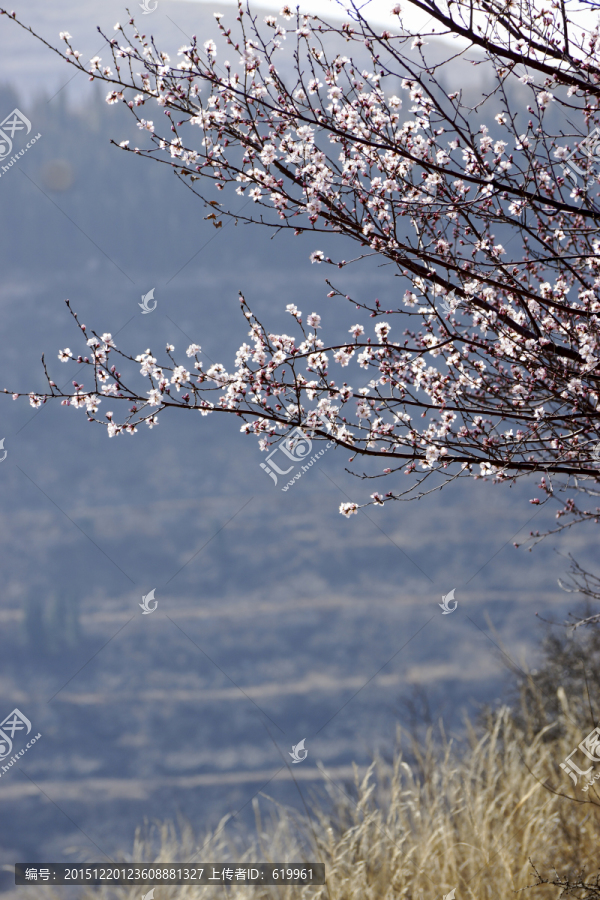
<box><xmin>1</xmin><ymin>0</ymin><xmax>600</xmax><ymax>533</ymax></box>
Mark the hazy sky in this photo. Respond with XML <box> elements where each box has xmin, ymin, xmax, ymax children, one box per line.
<box><xmin>185</xmin><ymin>0</ymin><xmax>599</xmax><ymax>39</ymax></box>
<box><xmin>179</xmin><ymin>0</ymin><xmax>454</xmax><ymax>32</ymax></box>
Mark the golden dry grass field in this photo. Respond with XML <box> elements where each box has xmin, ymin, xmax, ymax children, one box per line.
<box><xmin>39</xmin><ymin>680</ymin><xmax>599</xmax><ymax>900</ymax></box>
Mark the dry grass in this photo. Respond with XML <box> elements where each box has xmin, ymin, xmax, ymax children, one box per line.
<box><xmin>42</xmin><ymin>690</ymin><xmax>599</xmax><ymax>900</ymax></box>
